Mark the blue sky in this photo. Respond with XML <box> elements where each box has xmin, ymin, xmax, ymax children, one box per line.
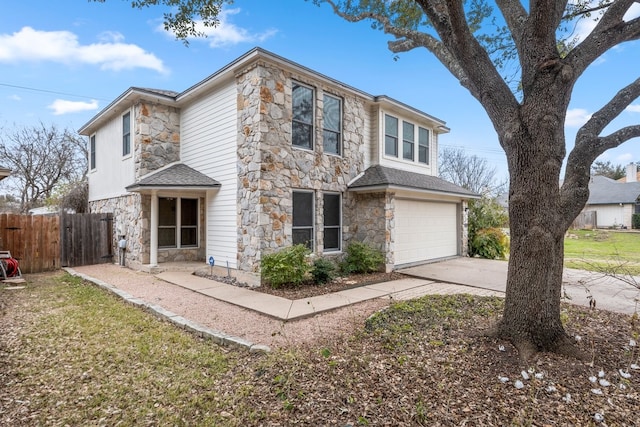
<box><xmin>1</xmin><ymin>0</ymin><xmax>639</xmax><ymax>182</ymax></box>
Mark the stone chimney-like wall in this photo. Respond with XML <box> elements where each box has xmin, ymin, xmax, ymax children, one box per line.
<box><xmin>134</xmin><ymin>102</ymin><xmax>181</xmax><ymax>180</ymax></box>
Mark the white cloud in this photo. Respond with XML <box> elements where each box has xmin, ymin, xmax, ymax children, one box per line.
<box><xmin>48</xmin><ymin>99</ymin><xmax>99</xmax><ymax>115</ymax></box>
<box><xmin>615</xmin><ymin>152</ymin><xmax>635</xmax><ymax>164</ymax></box>
<box><xmin>569</xmin><ymin>2</ymin><xmax>640</xmax><ymax>43</ymax></box>
<box><xmin>0</xmin><ymin>26</ymin><xmax>167</xmax><ymax>73</ymax></box>
<box><xmin>8</xmin><ymin>94</ymin><xmax>21</xmax><ymax>101</ymax></box>
<box><xmin>161</xmin><ymin>7</ymin><xmax>277</xmax><ymax>47</ymax></box>
<box><xmin>565</xmin><ymin>108</ymin><xmax>592</xmax><ymax>127</ymax></box>
<box><xmin>626</xmin><ymin>104</ymin><xmax>640</xmax><ymax>113</ymax></box>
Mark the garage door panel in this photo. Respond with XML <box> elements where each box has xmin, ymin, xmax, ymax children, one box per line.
<box><xmin>395</xmin><ymin>200</ymin><xmax>458</xmax><ymax>265</ymax></box>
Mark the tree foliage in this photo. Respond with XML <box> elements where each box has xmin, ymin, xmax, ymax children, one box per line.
<box><xmin>467</xmin><ymin>196</ymin><xmax>509</xmax><ymax>259</ymax></box>
<box><xmin>0</xmin><ymin>123</ymin><xmax>87</xmax><ymax>213</ymax></box>
<box><xmin>590</xmin><ymin>160</ymin><xmax>628</xmax><ymax>180</ymax></box>
<box><xmin>91</xmin><ymin>0</ymin><xmax>230</xmax><ymax>41</ymax></box>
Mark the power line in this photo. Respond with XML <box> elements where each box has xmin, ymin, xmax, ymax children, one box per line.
<box><xmin>0</xmin><ymin>82</ymin><xmax>110</xmax><ymax>101</ymax></box>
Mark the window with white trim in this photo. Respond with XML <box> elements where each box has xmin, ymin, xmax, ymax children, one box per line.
<box><xmin>418</xmin><ymin>127</ymin><xmax>430</xmax><ymax>164</ymax></box>
<box><xmin>292</xmin><ymin>83</ymin><xmax>314</xmax><ymax>149</ymax></box>
<box><xmin>323</xmin><ymin>193</ymin><xmax>341</xmax><ymax>252</ymax></box>
<box><xmin>402</xmin><ymin>121</ymin><xmax>415</xmax><ymax>160</ymax></box>
<box><xmin>323</xmin><ymin>94</ymin><xmax>342</xmax><ymax>155</ymax></box>
<box><xmin>158</xmin><ymin>197</ymin><xmax>198</xmax><ymax>248</ymax></box>
<box><xmin>292</xmin><ymin>191</ymin><xmax>314</xmax><ymax>249</ymax></box>
<box><xmin>122</xmin><ymin>112</ymin><xmax>131</xmax><ymax>156</ymax></box>
<box><xmin>384</xmin><ymin>114</ymin><xmax>398</xmax><ymax>157</ymax></box>
<box><xmin>90</xmin><ymin>134</ymin><xmax>96</xmax><ymax>170</ymax></box>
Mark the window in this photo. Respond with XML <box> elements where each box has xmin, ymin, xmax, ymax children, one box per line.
<box><xmin>323</xmin><ymin>94</ymin><xmax>342</xmax><ymax>155</ymax></box>
<box><xmin>90</xmin><ymin>134</ymin><xmax>96</xmax><ymax>170</ymax></box>
<box><xmin>122</xmin><ymin>112</ymin><xmax>131</xmax><ymax>156</ymax></box>
<box><xmin>292</xmin><ymin>191</ymin><xmax>314</xmax><ymax>249</ymax></box>
<box><xmin>384</xmin><ymin>114</ymin><xmax>398</xmax><ymax>157</ymax></box>
<box><xmin>292</xmin><ymin>83</ymin><xmax>314</xmax><ymax>149</ymax></box>
<box><xmin>418</xmin><ymin>127</ymin><xmax>430</xmax><ymax>164</ymax></box>
<box><xmin>158</xmin><ymin>197</ymin><xmax>198</xmax><ymax>248</ymax></box>
<box><xmin>180</xmin><ymin>198</ymin><xmax>198</xmax><ymax>247</ymax></box>
<box><xmin>403</xmin><ymin>121</ymin><xmax>415</xmax><ymax>160</ymax></box>
<box><xmin>323</xmin><ymin>193</ymin><xmax>341</xmax><ymax>251</ymax></box>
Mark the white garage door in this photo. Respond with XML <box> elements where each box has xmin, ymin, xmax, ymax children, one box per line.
<box><xmin>395</xmin><ymin>200</ymin><xmax>458</xmax><ymax>265</ymax></box>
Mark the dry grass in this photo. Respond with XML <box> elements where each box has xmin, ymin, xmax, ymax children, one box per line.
<box><xmin>1</xmin><ymin>271</ymin><xmax>639</xmax><ymax>426</ymax></box>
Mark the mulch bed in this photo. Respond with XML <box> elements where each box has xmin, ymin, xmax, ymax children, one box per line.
<box><xmin>193</xmin><ymin>271</ymin><xmax>409</xmax><ymax>299</ymax></box>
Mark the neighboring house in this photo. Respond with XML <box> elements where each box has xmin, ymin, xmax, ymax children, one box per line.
<box><xmin>79</xmin><ymin>48</ymin><xmax>478</xmax><ymax>278</ymax></box>
<box><xmin>0</xmin><ymin>166</ymin><xmax>11</xmax><ymax>181</ymax></box>
<box><xmin>583</xmin><ymin>164</ymin><xmax>640</xmax><ymax>228</ymax></box>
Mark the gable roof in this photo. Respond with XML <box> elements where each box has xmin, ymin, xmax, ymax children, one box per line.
<box><xmin>125</xmin><ymin>163</ymin><xmax>221</xmax><ymax>193</ymax></box>
<box><xmin>349</xmin><ymin>165</ymin><xmax>479</xmax><ymax>198</ymax></box>
<box><xmin>587</xmin><ymin>175</ymin><xmax>640</xmax><ymax>205</ymax></box>
<box><xmin>79</xmin><ymin>47</ymin><xmax>450</xmax><ymax>136</ymax></box>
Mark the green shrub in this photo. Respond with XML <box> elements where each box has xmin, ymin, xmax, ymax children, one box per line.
<box><xmin>340</xmin><ymin>242</ymin><xmax>385</xmax><ymax>274</ymax></box>
<box><xmin>467</xmin><ymin>196</ymin><xmax>509</xmax><ymax>259</ymax></box>
<box><xmin>311</xmin><ymin>257</ymin><xmax>337</xmax><ymax>284</ymax></box>
<box><xmin>470</xmin><ymin>227</ymin><xmax>509</xmax><ymax>259</ymax></box>
<box><xmin>633</xmin><ymin>213</ymin><xmax>640</xmax><ymax>230</ymax></box>
<box><xmin>261</xmin><ymin>244</ymin><xmax>311</xmax><ymax>288</ymax></box>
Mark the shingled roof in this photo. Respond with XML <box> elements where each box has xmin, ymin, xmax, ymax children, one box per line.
<box><xmin>349</xmin><ymin>165</ymin><xmax>479</xmax><ymax>197</ymax></box>
<box><xmin>587</xmin><ymin>175</ymin><xmax>640</xmax><ymax>205</ymax></box>
<box><xmin>126</xmin><ymin>163</ymin><xmax>221</xmax><ymax>192</ymax></box>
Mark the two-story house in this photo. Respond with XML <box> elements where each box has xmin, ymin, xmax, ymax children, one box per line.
<box><xmin>79</xmin><ymin>47</ymin><xmax>477</xmax><ymax>279</ymax></box>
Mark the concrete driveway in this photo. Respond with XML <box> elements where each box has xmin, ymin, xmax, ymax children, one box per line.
<box><xmin>400</xmin><ymin>257</ymin><xmax>640</xmax><ymax>315</ymax></box>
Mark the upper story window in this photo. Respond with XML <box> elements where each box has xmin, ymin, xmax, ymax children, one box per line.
<box><xmin>122</xmin><ymin>112</ymin><xmax>131</xmax><ymax>156</ymax></box>
<box><xmin>402</xmin><ymin>121</ymin><xmax>414</xmax><ymax>161</ymax></box>
<box><xmin>292</xmin><ymin>190</ymin><xmax>314</xmax><ymax>249</ymax></box>
<box><xmin>384</xmin><ymin>114</ymin><xmax>398</xmax><ymax>157</ymax></box>
<box><xmin>323</xmin><ymin>94</ymin><xmax>342</xmax><ymax>155</ymax></box>
<box><xmin>384</xmin><ymin>113</ymin><xmax>432</xmax><ymax>165</ymax></box>
<box><xmin>292</xmin><ymin>83</ymin><xmax>314</xmax><ymax>150</ymax></box>
<box><xmin>418</xmin><ymin>127</ymin><xmax>430</xmax><ymax>164</ymax></box>
<box><xmin>90</xmin><ymin>134</ymin><xmax>96</xmax><ymax>170</ymax></box>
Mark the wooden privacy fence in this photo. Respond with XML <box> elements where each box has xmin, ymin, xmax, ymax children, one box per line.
<box><xmin>572</xmin><ymin>210</ymin><xmax>597</xmax><ymax>230</ymax></box>
<box><xmin>60</xmin><ymin>212</ymin><xmax>113</xmax><ymax>268</ymax></box>
<box><xmin>0</xmin><ymin>213</ymin><xmax>60</xmax><ymax>273</ymax></box>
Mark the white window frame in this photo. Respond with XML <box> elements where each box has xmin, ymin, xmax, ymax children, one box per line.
<box><xmin>89</xmin><ymin>134</ymin><xmax>96</xmax><ymax>171</ymax></box>
<box><xmin>292</xmin><ymin>190</ymin><xmax>315</xmax><ymax>249</ymax></box>
<box><xmin>158</xmin><ymin>197</ymin><xmax>199</xmax><ymax>249</ymax></box>
<box><xmin>322</xmin><ymin>93</ymin><xmax>342</xmax><ymax>156</ymax></box>
<box><xmin>323</xmin><ymin>192</ymin><xmax>342</xmax><ymax>252</ymax></box>
<box><xmin>122</xmin><ymin>111</ymin><xmax>131</xmax><ymax>157</ymax></box>
<box><xmin>292</xmin><ymin>82</ymin><xmax>314</xmax><ymax>151</ymax></box>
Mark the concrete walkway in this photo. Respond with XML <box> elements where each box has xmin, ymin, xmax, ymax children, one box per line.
<box><xmin>156</xmin><ymin>271</ymin><xmax>502</xmax><ymax>321</ymax></box>
<box><xmin>401</xmin><ymin>257</ymin><xmax>640</xmax><ymax>315</ymax></box>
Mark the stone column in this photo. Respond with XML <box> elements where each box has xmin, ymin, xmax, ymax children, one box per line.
<box><xmin>150</xmin><ymin>190</ymin><xmax>159</xmax><ymax>266</ymax></box>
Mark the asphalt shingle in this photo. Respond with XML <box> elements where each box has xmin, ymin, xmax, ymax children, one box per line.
<box><xmin>348</xmin><ymin>165</ymin><xmax>478</xmax><ymax>197</ymax></box>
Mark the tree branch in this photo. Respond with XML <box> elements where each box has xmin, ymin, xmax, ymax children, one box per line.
<box><xmin>567</xmin><ymin>0</ymin><xmax>640</xmax><ymax>76</ymax></box>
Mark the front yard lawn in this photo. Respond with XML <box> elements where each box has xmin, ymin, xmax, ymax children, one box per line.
<box><xmin>2</xmin><ymin>271</ymin><xmax>639</xmax><ymax>425</ymax></box>
<box><xmin>565</xmin><ymin>229</ymin><xmax>640</xmax><ymax>275</ymax></box>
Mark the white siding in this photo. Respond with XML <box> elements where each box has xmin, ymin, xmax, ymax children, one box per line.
<box><xmin>180</xmin><ymin>81</ymin><xmax>238</xmax><ymax>269</ymax></box>
<box><xmin>88</xmin><ymin>109</ymin><xmax>135</xmax><ymax>202</ymax></box>
<box><xmin>377</xmin><ymin>109</ymin><xmax>439</xmax><ymax>176</ymax></box>
<box><xmin>591</xmin><ymin>204</ymin><xmax>634</xmax><ymax>228</ymax></box>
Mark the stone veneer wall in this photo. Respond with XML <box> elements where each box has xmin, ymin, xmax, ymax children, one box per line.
<box><xmin>90</xmin><ymin>194</ymin><xmax>150</xmax><ymax>267</ymax></box>
<box><xmin>90</xmin><ymin>194</ymin><xmax>206</xmax><ymax>267</ymax></box>
<box><xmin>235</xmin><ymin>60</ymin><xmax>366</xmax><ymax>272</ymax></box>
<box><xmin>345</xmin><ymin>192</ymin><xmax>396</xmax><ymax>272</ymax></box>
<box><xmin>134</xmin><ymin>102</ymin><xmax>181</xmax><ymax>180</ymax></box>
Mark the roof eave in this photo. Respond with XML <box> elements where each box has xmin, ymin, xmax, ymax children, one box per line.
<box><xmin>349</xmin><ymin>184</ymin><xmax>480</xmax><ymax>199</ymax></box>
<box><xmin>125</xmin><ymin>184</ymin><xmax>221</xmax><ymax>193</ymax></box>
